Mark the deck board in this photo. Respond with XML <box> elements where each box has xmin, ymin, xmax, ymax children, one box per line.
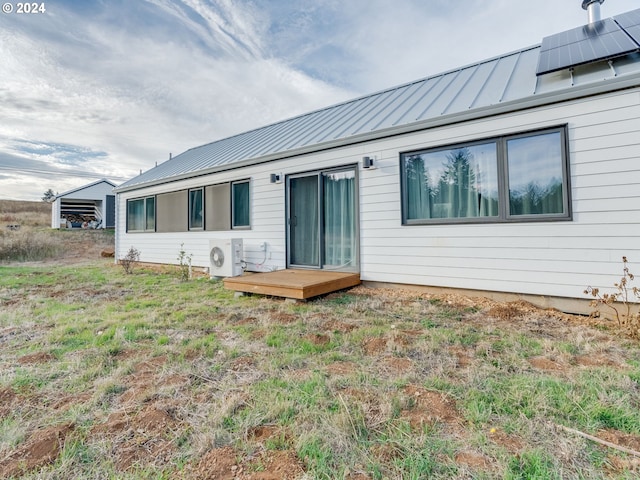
<box><xmin>223</xmin><ymin>269</ymin><xmax>361</xmax><ymax>299</ymax></box>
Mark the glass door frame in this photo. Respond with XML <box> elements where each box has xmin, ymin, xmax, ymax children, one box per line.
<box><xmin>285</xmin><ymin>165</ymin><xmax>359</xmax><ymax>271</ymax></box>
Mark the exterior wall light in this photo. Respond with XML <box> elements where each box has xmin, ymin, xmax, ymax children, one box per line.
<box><xmin>362</xmin><ymin>156</ymin><xmax>375</xmax><ymax>169</ymax></box>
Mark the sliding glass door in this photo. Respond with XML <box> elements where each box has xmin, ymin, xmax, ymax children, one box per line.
<box><xmin>287</xmin><ymin>167</ymin><xmax>358</xmax><ymax>271</ymax></box>
<box><xmin>289</xmin><ymin>175</ymin><xmax>320</xmax><ymax>267</ymax></box>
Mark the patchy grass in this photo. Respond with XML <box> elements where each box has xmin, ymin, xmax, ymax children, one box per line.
<box><xmin>1</xmin><ymin>260</ymin><xmax>640</xmax><ymax>479</ymax></box>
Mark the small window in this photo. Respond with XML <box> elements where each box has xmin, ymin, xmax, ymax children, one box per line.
<box><xmin>127</xmin><ymin>196</ymin><xmax>155</xmax><ymax>232</ymax></box>
<box><xmin>232</xmin><ymin>180</ymin><xmax>250</xmax><ymax>228</ymax></box>
<box><xmin>189</xmin><ymin>188</ymin><xmax>204</xmax><ymax>230</ymax></box>
<box><xmin>401</xmin><ymin>126</ymin><xmax>570</xmax><ymax>224</ymax></box>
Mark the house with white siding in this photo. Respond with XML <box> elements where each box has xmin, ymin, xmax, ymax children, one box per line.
<box><xmin>114</xmin><ymin>5</ymin><xmax>640</xmax><ymax>313</ymax></box>
<box><xmin>52</xmin><ymin>179</ymin><xmax>116</xmax><ymax>229</ymax></box>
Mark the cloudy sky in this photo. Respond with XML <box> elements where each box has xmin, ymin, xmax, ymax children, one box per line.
<box><xmin>1</xmin><ymin>0</ymin><xmax>638</xmax><ymax>201</ymax></box>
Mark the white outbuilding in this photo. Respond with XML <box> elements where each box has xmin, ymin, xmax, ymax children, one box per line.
<box><xmin>51</xmin><ymin>179</ymin><xmax>116</xmax><ymax>229</ymax></box>
<box><xmin>113</xmin><ymin>5</ymin><xmax>640</xmax><ymax>313</ymax></box>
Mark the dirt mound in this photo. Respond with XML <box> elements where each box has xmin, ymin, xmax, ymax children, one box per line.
<box><xmin>598</xmin><ymin>429</ymin><xmax>640</xmax><ymax>452</ymax></box>
<box><xmin>270</xmin><ymin>312</ymin><xmax>297</xmax><ymax>324</ymax></box>
<box><xmin>455</xmin><ymin>450</ymin><xmax>492</xmax><ymax>470</ymax></box>
<box><xmin>381</xmin><ymin>356</ymin><xmax>413</xmax><ymax>372</ymax></box>
<box><xmin>528</xmin><ymin>356</ymin><xmax>565</xmax><ymax>372</ymax></box>
<box><xmin>323</xmin><ymin>319</ymin><xmax>356</xmax><ymax>333</ymax></box>
<box><xmin>488</xmin><ymin>428</ymin><xmax>525</xmax><ymax>453</ymax></box>
<box><xmin>402</xmin><ymin>384</ymin><xmax>460</xmax><ymax>429</ymax></box>
<box><xmin>17</xmin><ymin>352</ymin><xmax>55</xmax><ymax>364</ymax></box>
<box><xmin>362</xmin><ymin>337</ymin><xmax>387</xmax><ymax>355</ymax></box>
<box><xmin>303</xmin><ymin>333</ymin><xmax>330</xmax><ymax>346</ymax></box>
<box><xmin>0</xmin><ymin>423</ymin><xmax>73</xmax><ymax>478</ymax></box>
<box><xmin>91</xmin><ymin>404</ymin><xmax>180</xmax><ymax>470</ymax></box>
<box><xmin>189</xmin><ymin>445</ymin><xmax>304</xmax><ymax>480</ymax></box>
<box><xmin>0</xmin><ymin>387</ymin><xmax>17</xmax><ymax>417</ymax></box>
<box><xmin>326</xmin><ymin>361</ymin><xmax>357</xmax><ymax>375</ymax></box>
<box><xmin>51</xmin><ymin>392</ymin><xmax>93</xmax><ymax>411</ymax></box>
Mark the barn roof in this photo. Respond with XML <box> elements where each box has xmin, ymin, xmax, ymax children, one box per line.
<box><xmin>55</xmin><ymin>179</ymin><xmax>117</xmax><ymax>199</ymax></box>
<box><xmin>116</xmin><ymin>8</ymin><xmax>640</xmax><ymax>193</ymax></box>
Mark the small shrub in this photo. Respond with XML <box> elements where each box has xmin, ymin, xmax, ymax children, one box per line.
<box><xmin>176</xmin><ymin>243</ymin><xmax>193</xmax><ymax>282</ymax></box>
<box><xmin>585</xmin><ymin>256</ymin><xmax>640</xmax><ymax>339</ymax></box>
<box><xmin>120</xmin><ymin>246</ymin><xmax>140</xmax><ymax>274</ymax></box>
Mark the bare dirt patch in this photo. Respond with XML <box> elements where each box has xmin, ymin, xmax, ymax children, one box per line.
<box><xmin>244</xmin><ymin>450</ymin><xmax>305</xmax><ymax>480</ymax></box>
<box><xmin>248</xmin><ymin>425</ymin><xmax>281</xmax><ymax>442</ymax></box>
<box><xmin>270</xmin><ymin>312</ymin><xmax>297</xmax><ymax>325</ymax></box>
<box><xmin>381</xmin><ymin>356</ymin><xmax>413</xmax><ymax>372</ymax></box>
<box><xmin>488</xmin><ymin>428</ymin><xmax>525</xmax><ymax>453</ymax></box>
<box><xmin>303</xmin><ymin>333</ymin><xmax>330</xmax><ymax>346</ymax></box>
<box><xmin>326</xmin><ymin>361</ymin><xmax>357</xmax><ymax>376</ymax></box>
<box><xmin>362</xmin><ymin>337</ymin><xmax>387</xmax><ymax>355</ymax></box>
<box><xmin>598</xmin><ymin>429</ymin><xmax>640</xmax><ymax>452</ymax></box>
<box><xmin>344</xmin><ymin>473</ymin><xmax>372</xmax><ymax>480</ymax></box>
<box><xmin>401</xmin><ymin>384</ymin><xmax>460</xmax><ymax>429</ymax></box>
<box><xmin>323</xmin><ymin>319</ymin><xmax>356</xmax><ymax>333</ymax></box>
<box><xmin>0</xmin><ymin>423</ymin><xmax>73</xmax><ymax>478</ymax></box>
<box><xmin>92</xmin><ymin>403</ymin><xmax>180</xmax><ymax>470</ymax></box>
<box><xmin>0</xmin><ymin>387</ymin><xmax>17</xmax><ymax>417</ymax></box>
<box><xmin>455</xmin><ymin>450</ymin><xmax>492</xmax><ymax>470</ymax></box>
<box><xmin>528</xmin><ymin>356</ymin><xmax>566</xmax><ymax>372</ymax></box>
<box><xmin>191</xmin><ymin>446</ymin><xmax>239</xmax><ymax>479</ymax></box>
<box><xmin>231</xmin><ymin>356</ymin><xmax>256</xmax><ymax>371</ymax></box>
<box><xmin>17</xmin><ymin>351</ymin><xmax>55</xmax><ymax>364</ymax></box>
<box><xmin>450</xmin><ymin>346</ymin><xmax>474</xmax><ymax>368</ymax></box>
<box><xmin>51</xmin><ymin>392</ymin><xmax>93</xmax><ymax>411</ymax></box>
<box><xmin>487</xmin><ymin>302</ymin><xmax>527</xmax><ymax>321</ymax></box>
<box><xmin>188</xmin><ymin>445</ymin><xmax>304</xmax><ymax>480</ymax></box>
<box><xmin>574</xmin><ymin>354</ymin><xmax>623</xmax><ymax>368</ymax></box>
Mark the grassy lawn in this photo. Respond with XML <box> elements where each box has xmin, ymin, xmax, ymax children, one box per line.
<box><xmin>1</xmin><ymin>259</ymin><xmax>640</xmax><ymax>479</ymax></box>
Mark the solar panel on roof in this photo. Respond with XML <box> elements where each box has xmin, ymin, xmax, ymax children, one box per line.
<box><xmin>614</xmin><ymin>8</ymin><xmax>640</xmax><ymax>46</ymax></box>
<box><xmin>536</xmin><ymin>15</ymin><xmax>640</xmax><ymax>76</ymax></box>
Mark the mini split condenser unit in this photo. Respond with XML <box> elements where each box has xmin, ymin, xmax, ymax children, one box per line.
<box><xmin>209</xmin><ymin>238</ymin><xmax>243</xmax><ymax>278</ymax></box>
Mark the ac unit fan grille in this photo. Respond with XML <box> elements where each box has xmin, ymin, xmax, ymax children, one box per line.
<box><xmin>210</xmin><ymin>246</ymin><xmax>225</xmax><ymax>268</ymax></box>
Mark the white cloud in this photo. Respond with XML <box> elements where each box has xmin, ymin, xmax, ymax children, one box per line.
<box><xmin>0</xmin><ymin>0</ymin><xmax>638</xmax><ymax>200</ymax></box>
<box><xmin>0</xmin><ymin>0</ymin><xmax>353</xmax><ymax>199</ymax></box>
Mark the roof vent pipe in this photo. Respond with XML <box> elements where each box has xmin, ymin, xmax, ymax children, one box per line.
<box><xmin>582</xmin><ymin>0</ymin><xmax>604</xmax><ymax>24</ymax></box>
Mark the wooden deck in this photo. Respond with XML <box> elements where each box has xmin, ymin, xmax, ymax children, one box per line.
<box><xmin>223</xmin><ymin>269</ymin><xmax>361</xmax><ymax>300</ymax></box>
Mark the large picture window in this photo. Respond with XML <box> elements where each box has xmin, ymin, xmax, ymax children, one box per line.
<box><xmin>127</xmin><ymin>196</ymin><xmax>155</xmax><ymax>232</ymax></box>
<box><xmin>401</xmin><ymin>127</ymin><xmax>570</xmax><ymax>224</ymax></box>
<box><xmin>232</xmin><ymin>180</ymin><xmax>250</xmax><ymax>228</ymax></box>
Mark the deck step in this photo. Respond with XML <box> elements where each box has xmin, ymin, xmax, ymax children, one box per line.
<box><xmin>223</xmin><ymin>269</ymin><xmax>361</xmax><ymax>299</ymax></box>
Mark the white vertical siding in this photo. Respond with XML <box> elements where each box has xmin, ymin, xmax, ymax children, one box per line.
<box><xmin>116</xmin><ymin>87</ymin><xmax>640</xmax><ymax>301</ymax></box>
<box><xmin>51</xmin><ymin>199</ymin><xmax>61</xmax><ymax>228</ymax></box>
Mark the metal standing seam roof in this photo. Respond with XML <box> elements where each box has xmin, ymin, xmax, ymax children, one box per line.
<box><xmin>116</xmin><ymin>10</ymin><xmax>640</xmax><ymax>193</ymax></box>
<box><xmin>55</xmin><ymin>179</ymin><xmax>117</xmax><ymax>199</ymax></box>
